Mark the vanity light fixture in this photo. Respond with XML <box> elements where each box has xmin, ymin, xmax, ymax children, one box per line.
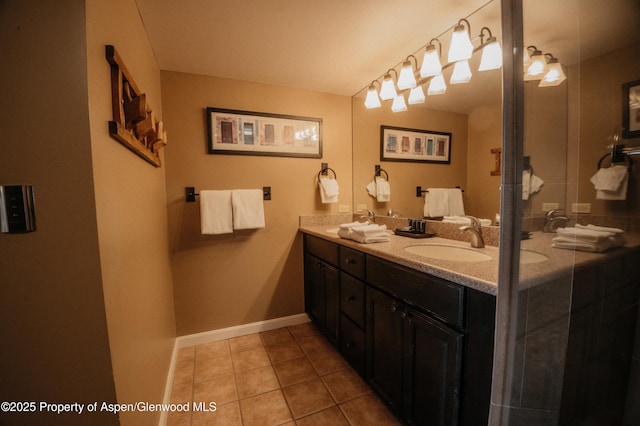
<box><xmin>448</xmin><ymin>19</ymin><xmax>474</xmax><ymax>63</ymax></box>
<box><xmin>538</xmin><ymin>54</ymin><xmax>566</xmax><ymax>87</ymax></box>
<box><xmin>391</xmin><ymin>94</ymin><xmax>408</xmax><ymax>112</ymax></box>
<box><xmin>478</xmin><ymin>27</ymin><xmax>502</xmax><ymax>71</ymax></box>
<box><xmin>428</xmin><ymin>73</ymin><xmax>447</xmax><ymax>95</ymax></box>
<box><xmin>397</xmin><ymin>55</ymin><xmax>418</xmax><ymax>90</ymax></box>
<box><xmin>450</xmin><ymin>60</ymin><xmax>472</xmax><ymax>84</ymax></box>
<box><xmin>408</xmin><ymin>85</ymin><xmax>426</xmax><ymax>104</ymax></box>
<box><xmin>524</xmin><ymin>46</ymin><xmax>547</xmax><ymax>80</ymax></box>
<box><xmin>379</xmin><ymin>69</ymin><xmax>398</xmax><ymax>100</ymax></box>
<box><xmin>364</xmin><ymin>81</ymin><xmax>382</xmax><ymax>109</ymax></box>
<box><xmin>420</xmin><ymin>39</ymin><xmax>442</xmax><ymax>78</ymax></box>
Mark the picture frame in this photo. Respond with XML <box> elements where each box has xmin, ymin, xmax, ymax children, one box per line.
<box><xmin>380</xmin><ymin>125</ymin><xmax>451</xmax><ymax>163</ymax></box>
<box><xmin>622</xmin><ymin>79</ymin><xmax>640</xmax><ymax>139</ymax></box>
<box><xmin>207</xmin><ymin>107</ymin><xmax>322</xmax><ymax>158</ymax></box>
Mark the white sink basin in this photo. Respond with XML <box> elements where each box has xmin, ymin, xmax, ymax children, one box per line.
<box><xmin>520</xmin><ymin>250</ymin><xmax>548</xmax><ymax>264</ymax></box>
<box><xmin>404</xmin><ymin>244</ymin><xmax>492</xmax><ymax>262</ymax></box>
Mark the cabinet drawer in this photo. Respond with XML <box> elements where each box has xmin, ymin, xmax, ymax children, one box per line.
<box><xmin>341</xmin><ymin>314</ymin><xmax>365</xmax><ymax>375</ymax></box>
<box><xmin>366</xmin><ymin>255</ymin><xmax>465</xmax><ymax>329</ymax></box>
<box><xmin>305</xmin><ymin>234</ymin><xmax>339</xmax><ymax>267</ymax></box>
<box><xmin>340</xmin><ymin>246</ymin><xmax>366</xmax><ymax>279</ymax></box>
<box><xmin>340</xmin><ymin>272</ymin><xmax>365</xmax><ymax>329</ymax></box>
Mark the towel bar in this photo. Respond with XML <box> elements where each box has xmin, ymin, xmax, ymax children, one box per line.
<box><xmin>416</xmin><ymin>186</ymin><xmax>464</xmax><ymax>197</ymax></box>
<box><xmin>185</xmin><ymin>186</ymin><xmax>272</xmax><ymax>202</ymax></box>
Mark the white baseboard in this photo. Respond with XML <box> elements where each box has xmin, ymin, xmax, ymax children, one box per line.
<box><xmin>159</xmin><ymin>313</ymin><xmax>310</xmax><ymax>425</ymax></box>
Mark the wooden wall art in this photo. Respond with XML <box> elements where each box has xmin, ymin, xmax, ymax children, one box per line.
<box><xmin>106</xmin><ymin>45</ymin><xmax>167</xmax><ymax>167</ymax></box>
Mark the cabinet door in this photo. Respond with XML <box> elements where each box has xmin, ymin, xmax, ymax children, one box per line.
<box><xmin>323</xmin><ymin>262</ymin><xmax>340</xmax><ymax>347</ymax></box>
<box><xmin>366</xmin><ymin>287</ymin><xmax>405</xmax><ymax>413</ymax></box>
<box><xmin>304</xmin><ymin>254</ymin><xmax>323</xmax><ymax>324</ymax></box>
<box><xmin>403</xmin><ymin>310</ymin><xmax>463</xmax><ymax>426</ymax></box>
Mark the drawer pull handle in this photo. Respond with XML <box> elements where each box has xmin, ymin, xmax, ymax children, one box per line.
<box><xmin>391</xmin><ymin>303</ymin><xmax>398</xmax><ymax>312</ymax></box>
<box><xmin>345</xmin><ymin>258</ymin><xmax>356</xmax><ymax>265</ymax></box>
<box><xmin>400</xmin><ymin>312</ymin><xmax>407</xmax><ymax>319</ymax></box>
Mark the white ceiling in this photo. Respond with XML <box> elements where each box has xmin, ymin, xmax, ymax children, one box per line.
<box><xmin>135</xmin><ymin>0</ymin><xmax>640</xmax><ymax>110</ymax></box>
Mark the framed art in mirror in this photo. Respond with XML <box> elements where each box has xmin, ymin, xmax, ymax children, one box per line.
<box><xmin>622</xmin><ymin>79</ymin><xmax>640</xmax><ymax>138</ymax></box>
<box><xmin>380</xmin><ymin>125</ymin><xmax>451</xmax><ymax>163</ymax></box>
<box><xmin>207</xmin><ymin>107</ymin><xmax>322</xmax><ymax>158</ymax></box>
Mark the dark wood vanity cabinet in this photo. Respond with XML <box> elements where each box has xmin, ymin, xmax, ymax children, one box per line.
<box><xmin>303</xmin><ymin>234</ymin><xmax>496</xmax><ymax>425</ymax></box>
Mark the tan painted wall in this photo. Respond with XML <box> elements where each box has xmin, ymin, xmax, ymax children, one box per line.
<box><xmin>162</xmin><ymin>71</ymin><xmax>353</xmax><ymax>335</ymax></box>
<box><xmin>86</xmin><ymin>0</ymin><xmax>177</xmax><ymax>425</ymax></box>
<box><xmin>0</xmin><ymin>1</ymin><xmax>118</xmax><ymax>425</ymax></box>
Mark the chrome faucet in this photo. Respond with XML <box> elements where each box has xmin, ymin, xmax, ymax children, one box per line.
<box><xmin>359</xmin><ymin>209</ymin><xmax>375</xmax><ymax>223</ymax></box>
<box><xmin>459</xmin><ymin>215</ymin><xmax>485</xmax><ymax>248</ymax></box>
<box><xmin>543</xmin><ymin>209</ymin><xmax>570</xmax><ymax>233</ymax></box>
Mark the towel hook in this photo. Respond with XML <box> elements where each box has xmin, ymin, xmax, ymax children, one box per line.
<box><xmin>185</xmin><ymin>186</ymin><xmax>199</xmax><ymax>202</ymax></box>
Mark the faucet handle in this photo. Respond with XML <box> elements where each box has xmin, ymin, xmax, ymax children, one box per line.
<box><xmin>464</xmin><ymin>215</ymin><xmax>482</xmax><ymax>229</ymax></box>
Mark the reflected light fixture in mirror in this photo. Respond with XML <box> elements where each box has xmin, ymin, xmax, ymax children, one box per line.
<box><xmin>397</xmin><ymin>55</ymin><xmax>418</xmax><ymax>90</ymax></box>
<box><xmin>448</xmin><ymin>19</ymin><xmax>474</xmax><ymax>62</ymax></box>
<box><xmin>420</xmin><ymin>39</ymin><xmax>442</xmax><ymax>78</ymax></box>
<box><xmin>428</xmin><ymin>73</ymin><xmax>447</xmax><ymax>95</ymax></box>
<box><xmin>450</xmin><ymin>60</ymin><xmax>473</xmax><ymax>84</ymax></box>
<box><xmin>524</xmin><ymin>46</ymin><xmax>547</xmax><ymax>80</ymax></box>
<box><xmin>408</xmin><ymin>85</ymin><xmax>426</xmax><ymax>104</ymax></box>
<box><xmin>538</xmin><ymin>54</ymin><xmax>566</xmax><ymax>87</ymax></box>
<box><xmin>364</xmin><ymin>81</ymin><xmax>381</xmax><ymax>108</ymax></box>
<box><xmin>391</xmin><ymin>94</ymin><xmax>408</xmax><ymax>112</ymax></box>
<box><xmin>379</xmin><ymin>69</ymin><xmax>398</xmax><ymax>100</ymax></box>
<box><xmin>478</xmin><ymin>27</ymin><xmax>502</xmax><ymax>71</ymax></box>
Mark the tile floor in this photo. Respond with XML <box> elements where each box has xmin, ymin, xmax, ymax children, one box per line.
<box><xmin>167</xmin><ymin>322</ymin><xmax>399</xmax><ymax>425</ymax></box>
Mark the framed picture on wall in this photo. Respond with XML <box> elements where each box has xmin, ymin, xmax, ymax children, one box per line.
<box><xmin>207</xmin><ymin>107</ymin><xmax>323</xmax><ymax>158</ymax></box>
<box><xmin>380</xmin><ymin>125</ymin><xmax>451</xmax><ymax>163</ymax></box>
<box><xmin>622</xmin><ymin>79</ymin><xmax>640</xmax><ymax>139</ymax></box>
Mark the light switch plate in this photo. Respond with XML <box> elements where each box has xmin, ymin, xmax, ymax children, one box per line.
<box><xmin>542</xmin><ymin>202</ymin><xmax>560</xmax><ymax>211</ymax></box>
<box><xmin>571</xmin><ymin>203</ymin><xmax>591</xmax><ymax>213</ymax></box>
<box><xmin>339</xmin><ymin>204</ymin><xmax>350</xmax><ymax>213</ymax></box>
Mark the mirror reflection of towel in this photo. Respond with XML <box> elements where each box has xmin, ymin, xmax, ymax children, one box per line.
<box><xmin>423</xmin><ymin>188</ymin><xmax>465</xmax><ymax>217</ymax></box>
<box><xmin>590</xmin><ymin>165</ymin><xmax>628</xmax><ymax>200</ymax></box>
<box><xmin>523</xmin><ymin>170</ymin><xmax>544</xmax><ymax>200</ymax></box>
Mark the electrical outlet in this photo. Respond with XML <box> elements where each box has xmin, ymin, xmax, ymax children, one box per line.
<box><xmin>339</xmin><ymin>204</ymin><xmax>350</xmax><ymax>213</ymax></box>
<box><xmin>571</xmin><ymin>203</ymin><xmax>591</xmax><ymax>213</ymax></box>
<box><xmin>542</xmin><ymin>202</ymin><xmax>560</xmax><ymax>211</ymax></box>
<box><xmin>356</xmin><ymin>204</ymin><xmax>368</xmax><ymax>212</ymax></box>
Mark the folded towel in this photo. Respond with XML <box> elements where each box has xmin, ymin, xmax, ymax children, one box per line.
<box><xmin>442</xmin><ymin>216</ymin><xmax>492</xmax><ymax>226</ymax></box>
<box><xmin>590</xmin><ymin>165</ymin><xmax>628</xmax><ymax>200</ymax></box>
<box><xmin>339</xmin><ymin>221</ymin><xmax>369</xmax><ymax>229</ymax></box>
<box><xmin>338</xmin><ymin>224</ymin><xmax>390</xmax><ymax>243</ymax></box>
<box><xmin>552</xmin><ymin>234</ymin><xmax>626</xmax><ymax>252</ymax></box>
<box><xmin>375</xmin><ymin>177</ymin><xmax>391</xmax><ymax>202</ymax></box>
<box><xmin>424</xmin><ymin>188</ymin><xmax>465</xmax><ymax>217</ymax></box>
<box><xmin>556</xmin><ymin>226</ymin><xmax>614</xmax><ymax>242</ymax></box>
<box><xmin>523</xmin><ymin>170</ymin><xmax>544</xmax><ymax>200</ymax></box>
<box><xmin>351</xmin><ymin>224</ymin><xmax>388</xmax><ymax>236</ymax></box>
<box><xmin>319</xmin><ymin>177</ymin><xmax>339</xmax><ymax>203</ymax></box>
<box><xmin>231</xmin><ymin>189</ymin><xmax>265</xmax><ymax>230</ymax></box>
<box><xmin>575</xmin><ymin>223</ymin><xmax>624</xmax><ymax>234</ymax></box>
<box><xmin>200</xmin><ymin>190</ymin><xmax>233</xmax><ymax>234</ymax></box>
<box><xmin>447</xmin><ymin>189</ymin><xmax>465</xmax><ymax>216</ymax></box>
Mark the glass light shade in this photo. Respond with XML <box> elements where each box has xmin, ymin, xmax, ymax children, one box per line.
<box><xmin>379</xmin><ymin>75</ymin><xmax>397</xmax><ymax>100</ymax></box>
<box><xmin>420</xmin><ymin>45</ymin><xmax>442</xmax><ymax>78</ymax></box>
<box><xmin>448</xmin><ymin>24</ymin><xmax>474</xmax><ymax>62</ymax></box>
<box><xmin>364</xmin><ymin>85</ymin><xmax>381</xmax><ymax>108</ymax></box>
<box><xmin>397</xmin><ymin>60</ymin><xmax>417</xmax><ymax>90</ymax></box>
<box><xmin>450</xmin><ymin>60</ymin><xmax>472</xmax><ymax>84</ymax></box>
<box><xmin>524</xmin><ymin>52</ymin><xmax>547</xmax><ymax>80</ymax></box>
<box><xmin>391</xmin><ymin>94</ymin><xmax>407</xmax><ymax>112</ymax></box>
<box><xmin>408</xmin><ymin>86</ymin><xmax>425</xmax><ymax>104</ymax></box>
<box><xmin>523</xmin><ymin>48</ymin><xmax>531</xmax><ymax>68</ymax></box>
<box><xmin>427</xmin><ymin>74</ymin><xmax>447</xmax><ymax>95</ymax></box>
<box><xmin>539</xmin><ymin>62</ymin><xmax>566</xmax><ymax>87</ymax></box>
<box><xmin>478</xmin><ymin>39</ymin><xmax>502</xmax><ymax>71</ymax></box>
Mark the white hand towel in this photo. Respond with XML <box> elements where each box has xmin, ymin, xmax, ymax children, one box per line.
<box><xmin>319</xmin><ymin>177</ymin><xmax>339</xmax><ymax>204</ymax></box>
<box><xmin>366</xmin><ymin>181</ymin><xmax>377</xmax><ymax>197</ymax></box>
<box><xmin>556</xmin><ymin>226</ymin><xmax>613</xmax><ymax>242</ymax></box>
<box><xmin>443</xmin><ymin>216</ymin><xmax>492</xmax><ymax>226</ymax></box>
<box><xmin>590</xmin><ymin>165</ymin><xmax>628</xmax><ymax>200</ymax></box>
<box><xmin>375</xmin><ymin>177</ymin><xmax>391</xmax><ymax>202</ymax></box>
<box><xmin>575</xmin><ymin>223</ymin><xmax>624</xmax><ymax>234</ymax></box>
<box><xmin>339</xmin><ymin>221</ymin><xmax>369</xmax><ymax>229</ymax></box>
<box><xmin>424</xmin><ymin>188</ymin><xmax>449</xmax><ymax>217</ymax></box>
<box><xmin>447</xmin><ymin>188</ymin><xmax>465</xmax><ymax>216</ymax></box>
<box><xmin>552</xmin><ymin>234</ymin><xmax>626</xmax><ymax>252</ymax></box>
<box><xmin>523</xmin><ymin>170</ymin><xmax>544</xmax><ymax>200</ymax></box>
<box><xmin>350</xmin><ymin>224</ymin><xmax>388</xmax><ymax>236</ymax></box>
<box><xmin>231</xmin><ymin>189</ymin><xmax>265</xmax><ymax>230</ymax></box>
<box><xmin>200</xmin><ymin>190</ymin><xmax>233</xmax><ymax>234</ymax></box>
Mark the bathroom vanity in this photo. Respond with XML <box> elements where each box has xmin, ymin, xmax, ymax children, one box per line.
<box><xmin>300</xmin><ymin>222</ymin><xmax>640</xmax><ymax>425</ymax></box>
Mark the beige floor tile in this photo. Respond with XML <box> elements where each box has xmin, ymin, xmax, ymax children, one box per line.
<box><xmin>231</xmin><ymin>346</ymin><xmax>271</xmax><ymax>373</ymax></box>
<box><xmin>197</xmin><ymin>340</ymin><xmax>230</xmax><ymax>358</ymax></box>
<box><xmin>170</xmin><ymin>380</ymin><xmax>193</xmax><ymax>405</ymax></box>
<box><xmin>166</xmin><ymin>409</ymin><xmax>191</xmax><ymax>426</ymax></box>
<box><xmin>322</xmin><ymin>368</ymin><xmax>371</xmax><ymax>404</ymax></box>
<box><xmin>288</xmin><ymin>322</ymin><xmax>320</xmax><ymax>339</ymax></box>
<box><xmin>264</xmin><ymin>340</ymin><xmax>304</xmax><ymax>364</ymax></box>
<box><xmin>193</xmin><ymin>374</ymin><xmax>238</xmax><ymax>405</ymax></box>
<box><xmin>306</xmin><ymin>348</ymin><xmax>349</xmax><ymax>376</ymax></box>
<box><xmin>192</xmin><ymin>400</ymin><xmax>242</xmax><ymax>426</ymax></box>
<box><xmin>194</xmin><ymin>353</ymin><xmax>234</xmax><ymax>383</ymax></box>
<box><xmin>339</xmin><ymin>393</ymin><xmax>400</xmax><ymax>425</ymax></box>
<box><xmin>229</xmin><ymin>334</ymin><xmax>263</xmax><ymax>353</ymax></box>
<box><xmin>239</xmin><ymin>390</ymin><xmax>293</xmax><ymax>426</ymax></box>
<box><xmin>235</xmin><ymin>365</ymin><xmax>280</xmax><ymax>399</ymax></box>
<box><xmin>295</xmin><ymin>405</ymin><xmax>350</xmax><ymax>426</ymax></box>
<box><xmin>272</xmin><ymin>356</ymin><xmax>318</xmax><ymax>387</ymax></box>
<box><xmin>282</xmin><ymin>377</ymin><xmax>335</xmax><ymax>419</ymax></box>
<box><xmin>260</xmin><ymin>327</ymin><xmax>294</xmax><ymax>346</ymax></box>
<box><xmin>297</xmin><ymin>335</ymin><xmax>333</xmax><ymax>355</ymax></box>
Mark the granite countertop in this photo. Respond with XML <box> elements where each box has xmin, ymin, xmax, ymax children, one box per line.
<box><xmin>299</xmin><ymin>224</ymin><xmax>640</xmax><ymax>296</ymax></box>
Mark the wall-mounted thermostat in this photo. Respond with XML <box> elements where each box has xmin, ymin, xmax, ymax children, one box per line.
<box><xmin>0</xmin><ymin>185</ymin><xmax>36</xmax><ymax>233</ymax></box>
